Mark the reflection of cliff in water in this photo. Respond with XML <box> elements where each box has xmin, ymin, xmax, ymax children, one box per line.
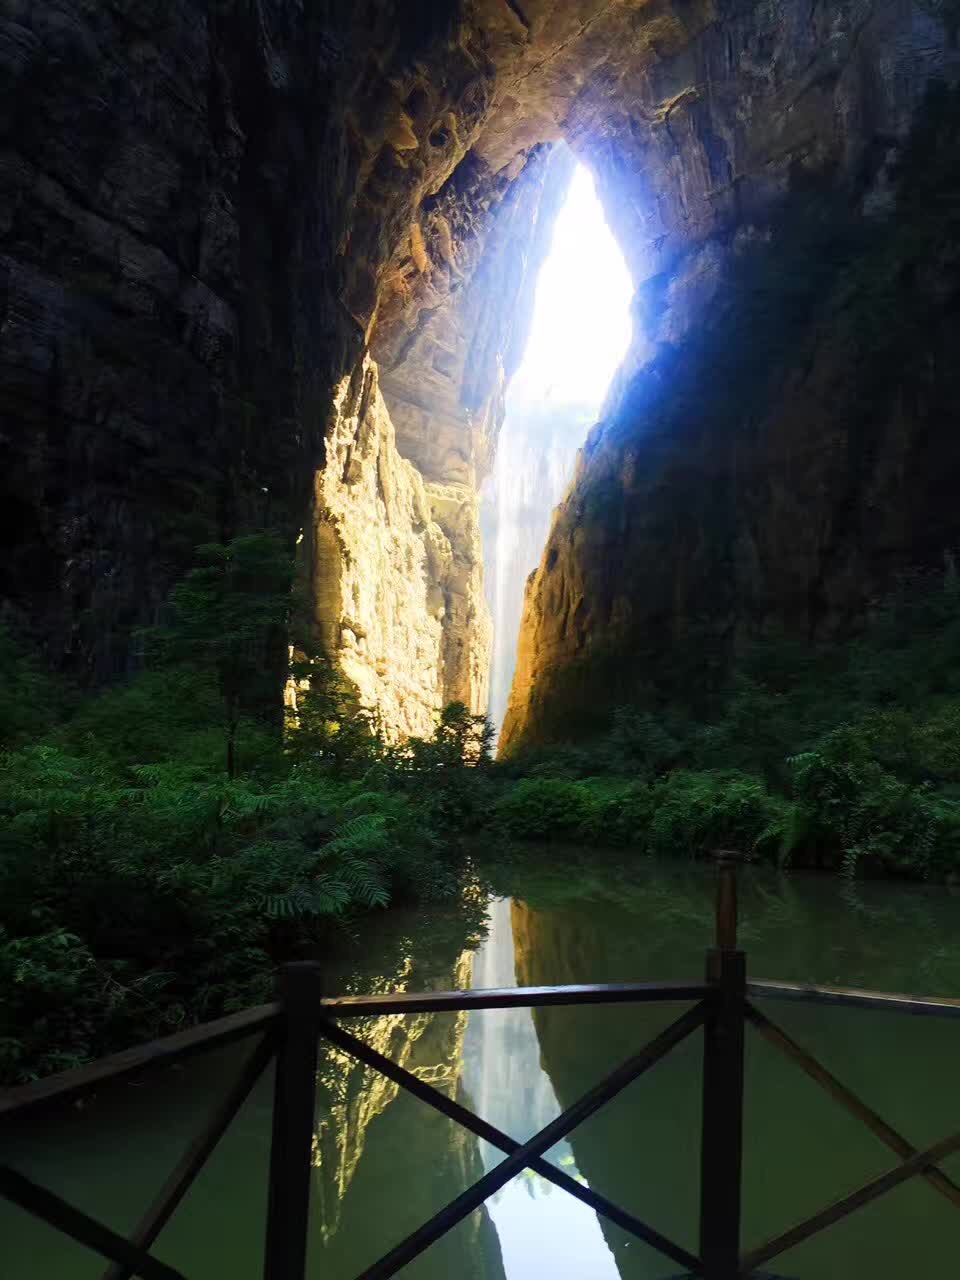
<box><xmin>312</xmin><ymin>903</ymin><xmax>506</xmax><ymax>1280</ymax></box>
<box><xmin>314</xmin><ymin>895</ymin><xmax>626</xmax><ymax>1280</ymax></box>
<box><xmin>510</xmin><ymin>897</ymin><xmax>703</xmax><ymax>1279</ymax></box>
<box><xmin>463</xmin><ymin>897</ymin><xmax>558</xmax><ymax>1151</ymax></box>
<box><xmin>462</xmin><ymin>899</ymin><xmax>621</xmax><ymax>1279</ymax></box>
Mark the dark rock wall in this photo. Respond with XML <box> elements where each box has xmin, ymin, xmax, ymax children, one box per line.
<box><xmin>1</xmin><ymin>1</ymin><xmax>356</xmax><ymax>677</ymax></box>
<box><xmin>0</xmin><ymin>0</ymin><xmax>527</xmax><ymax>684</ymax></box>
<box><xmin>501</xmin><ymin>1</ymin><xmax>960</xmax><ymax>752</ymax></box>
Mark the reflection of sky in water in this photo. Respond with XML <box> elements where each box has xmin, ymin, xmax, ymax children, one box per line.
<box><xmin>462</xmin><ymin>899</ymin><xmax>621</xmax><ymax>1279</ymax></box>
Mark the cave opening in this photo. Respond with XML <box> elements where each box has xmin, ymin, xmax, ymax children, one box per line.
<box><xmin>482</xmin><ymin>153</ymin><xmax>633</xmax><ymax>737</ymax></box>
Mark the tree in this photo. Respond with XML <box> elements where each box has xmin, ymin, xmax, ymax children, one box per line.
<box><xmin>144</xmin><ymin>534</ymin><xmax>294</xmax><ymax>777</ymax></box>
<box><xmin>284</xmin><ymin>651</ymin><xmax>383</xmax><ymax>776</ymax></box>
<box><xmin>433</xmin><ymin>701</ymin><xmax>495</xmax><ymax>768</ymax></box>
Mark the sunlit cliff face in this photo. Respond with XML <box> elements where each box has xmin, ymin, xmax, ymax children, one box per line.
<box><xmin>305</xmin><ymin>152</ymin><xmax>635</xmax><ymax>742</ymax></box>
<box><xmin>305</xmin><ymin>358</ymin><xmax>491</xmax><ymax>742</ymax></box>
<box><xmin>284</xmin><ymin>0</ymin><xmax>960</xmax><ymax>752</ymax></box>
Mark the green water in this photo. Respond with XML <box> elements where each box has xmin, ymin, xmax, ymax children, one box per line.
<box><xmin>4</xmin><ymin>852</ymin><xmax>960</xmax><ymax>1279</ymax></box>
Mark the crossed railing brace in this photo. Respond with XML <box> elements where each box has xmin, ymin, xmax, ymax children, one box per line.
<box><xmin>3</xmin><ymin>852</ymin><xmax>960</xmax><ymax>1280</ymax></box>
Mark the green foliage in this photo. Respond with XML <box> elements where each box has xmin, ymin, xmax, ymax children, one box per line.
<box><xmin>491</xmin><ymin>769</ymin><xmax>787</xmax><ymax>860</ymax></box>
<box><xmin>500</xmin><ymin>572</ymin><xmax>960</xmax><ymax>878</ymax></box>
<box><xmin>142</xmin><ymin>534</ymin><xmax>294</xmax><ymax>777</ymax></box>
<box><xmin>607</xmin><ymin>708</ymin><xmax>683</xmax><ymax>775</ymax></box>
<box><xmin>0</xmin><ymin>625</ymin><xmax>66</xmax><ymax>749</ymax></box>
<box><xmin>645</xmin><ymin>771</ymin><xmax>791</xmax><ymax>862</ymax></box>
<box><xmin>493</xmin><ymin>778</ymin><xmax>593</xmax><ymax>839</ymax></box>
<box><xmin>391</xmin><ymin>702</ymin><xmax>496</xmax><ymax>830</ymax></box>
<box><xmin>285</xmin><ymin>653</ymin><xmax>384</xmax><ymax>778</ymax></box>
<box><xmin>788</xmin><ymin>740</ymin><xmax>943</xmax><ymax>878</ymax></box>
<box><xmin>402</xmin><ymin>702</ymin><xmax>495</xmax><ymax>773</ymax></box>
<box><xmin>0</xmin><ymin>541</ymin><xmax>492</xmax><ymax>1082</ymax></box>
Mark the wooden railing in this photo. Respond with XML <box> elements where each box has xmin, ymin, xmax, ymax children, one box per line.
<box><xmin>2</xmin><ymin>852</ymin><xmax>959</xmax><ymax>1279</ymax></box>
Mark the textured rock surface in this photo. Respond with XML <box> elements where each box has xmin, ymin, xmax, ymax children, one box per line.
<box><xmin>0</xmin><ymin>0</ymin><xmax>575</xmax><ymax>725</ymax></box>
<box><xmin>501</xmin><ymin>0</ymin><xmax>960</xmax><ymax>753</ymax></box>
<box><xmin>309</xmin><ymin>356</ymin><xmax>490</xmax><ymax>737</ymax></box>
<box><xmin>481</xmin><ymin>396</ymin><xmax>596</xmax><ymax>733</ymax></box>
<box><xmin>3</xmin><ymin>0</ymin><xmax>960</xmax><ymax>738</ymax></box>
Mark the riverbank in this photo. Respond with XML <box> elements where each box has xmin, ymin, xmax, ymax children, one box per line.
<box><xmin>4</xmin><ymin>568</ymin><xmax>960</xmax><ymax>1086</ymax></box>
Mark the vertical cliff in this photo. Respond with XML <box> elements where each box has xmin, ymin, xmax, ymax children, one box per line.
<box><xmin>307</xmin><ymin>355</ymin><xmax>491</xmax><ymax>738</ymax></box>
<box><xmin>0</xmin><ymin>0</ymin><xmax>575</xmax><ymax>732</ymax></box>
<box><xmin>482</xmin><ymin>396</ymin><xmax>596</xmax><ymax>732</ymax></box>
<box><xmin>501</xmin><ymin>2</ymin><xmax>960</xmax><ymax>753</ymax></box>
<box><xmin>314</xmin><ymin>141</ymin><xmax>573</xmax><ymax>733</ymax></box>
<box><xmin>0</xmin><ymin>2</ymin><xmax>546</xmax><ymax>700</ymax></box>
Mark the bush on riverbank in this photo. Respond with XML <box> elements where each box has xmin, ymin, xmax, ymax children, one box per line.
<box><xmin>499</xmin><ymin>571</ymin><xmax>960</xmax><ymax>878</ymax></box>
<box><xmin>0</xmin><ymin>537</ymin><xmax>494</xmax><ymax>1083</ymax></box>
<box><xmin>5</xmin><ymin>541</ymin><xmax>960</xmax><ymax>1082</ymax></box>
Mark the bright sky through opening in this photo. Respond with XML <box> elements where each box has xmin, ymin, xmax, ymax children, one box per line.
<box><xmin>509</xmin><ymin>160</ymin><xmax>633</xmax><ymax>406</ymax></box>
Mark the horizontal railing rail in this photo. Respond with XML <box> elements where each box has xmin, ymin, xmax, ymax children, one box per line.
<box><xmin>748</xmin><ymin>977</ymin><xmax>960</xmax><ymax>1020</ymax></box>
<box><xmin>1</xmin><ymin>851</ymin><xmax>957</xmax><ymax>1280</ymax></box>
<box><xmin>0</xmin><ymin>1003</ymin><xmax>280</xmax><ymax>1124</ymax></box>
<box><xmin>319</xmin><ymin>978</ymin><xmax>709</xmax><ymax>1017</ymax></box>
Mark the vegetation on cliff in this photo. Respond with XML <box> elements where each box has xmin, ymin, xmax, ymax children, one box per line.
<box><xmin>0</xmin><ymin>536</ymin><xmax>493</xmax><ymax>1083</ymax></box>
<box><xmin>498</xmin><ymin>568</ymin><xmax>960</xmax><ymax>879</ymax></box>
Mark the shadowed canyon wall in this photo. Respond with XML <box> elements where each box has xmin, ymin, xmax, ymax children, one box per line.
<box><xmin>500</xmin><ymin>1</ymin><xmax>960</xmax><ymax>751</ymax></box>
<box><xmin>2</xmin><ymin>1</ymin><xmax>959</xmax><ymax>738</ymax></box>
<box><xmin>0</xmin><ymin>0</ymin><xmax>571</xmax><ymax>714</ymax></box>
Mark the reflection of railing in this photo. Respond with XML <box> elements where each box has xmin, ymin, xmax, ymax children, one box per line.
<box><xmin>2</xmin><ymin>854</ymin><xmax>960</xmax><ymax>1280</ymax></box>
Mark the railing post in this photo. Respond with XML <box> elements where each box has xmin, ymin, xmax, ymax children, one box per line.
<box><xmin>699</xmin><ymin>852</ymin><xmax>746</xmax><ymax>1280</ymax></box>
<box><xmin>264</xmin><ymin>962</ymin><xmax>322</xmax><ymax>1280</ymax></box>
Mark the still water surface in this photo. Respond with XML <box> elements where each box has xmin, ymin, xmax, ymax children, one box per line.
<box><xmin>4</xmin><ymin>853</ymin><xmax>960</xmax><ymax>1278</ymax></box>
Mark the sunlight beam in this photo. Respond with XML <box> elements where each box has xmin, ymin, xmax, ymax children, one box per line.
<box><xmin>484</xmin><ymin>156</ymin><xmax>635</xmax><ymax>736</ymax></box>
<box><xmin>510</xmin><ymin>162</ymin><xmax>633</xmax><ymax>405</ymax></box>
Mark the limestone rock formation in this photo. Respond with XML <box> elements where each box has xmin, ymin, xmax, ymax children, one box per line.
<box><xmin>3</xmin><ymin>0</ymin><xmax>960</xmax><ymax>739</ymax></box>
<box><xmin>500</xmin><ymin>1</ymin><xmax>960</xmax><ymax>752</ymax></box>
<box><xmin>308</xmin><ymin>355</ymin><xmax>490</xmax><ymax>738</ymax></box>
<box><xmin>481</xmin><ymin>395</ymin><xmax>597</xmax><ymax>733</ymax></box>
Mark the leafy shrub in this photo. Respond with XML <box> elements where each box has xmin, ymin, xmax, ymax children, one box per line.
<box><xmin>0</xmin><ymin>543</ymin><xmax>491</xmax><ymax>1081</ymax></box>
<box><xmin>606</xmin><ymin>708</ymin><xmax>682</xmax><ymax>775</ymax></box>
<box><xmin>646</xmin><ymin>770</ymin><xmax>792</xmax><ymax>862</ymax></box>
<box><xmin>493</xmin><ymin>779</ymin><xmax>592</xmax><ymax>839</ymax></box>
<box><xmin>577</xmin><ymin>779</ymin><xmax>656</xmax><ymax>847</ymax></box>
<box><xmin>0</xmin><ymin>626</ymin><xmax>66</xmax><ymax>749</ymax></box>
<box><xmin>789</xmin><ymin>744</ymin><xmax>943</xmax><ymax>878</ymax></box>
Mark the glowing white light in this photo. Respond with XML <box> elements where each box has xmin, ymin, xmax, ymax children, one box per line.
<box><xmin>510</xmin><ymin>162</ymin><xmax>633</xmax><ymax>405</ymax></box>
<box><xmin>483</xmin><ymin>159</ymin><xmax>635</xmax><ymax>736</ymax></box>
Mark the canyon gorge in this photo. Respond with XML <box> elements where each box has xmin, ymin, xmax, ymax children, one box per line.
<box><xmin>2</xmin><ymin>0</ymin><xmax>960</xmax><ymax>746</ymax></box>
